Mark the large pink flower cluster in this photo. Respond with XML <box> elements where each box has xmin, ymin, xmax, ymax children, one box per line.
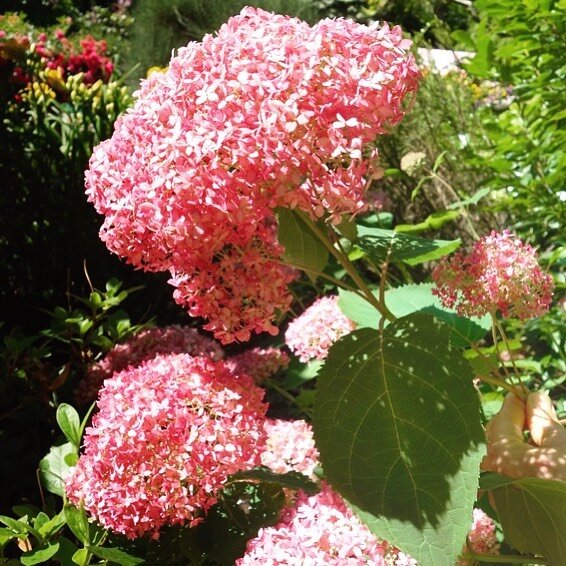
<box><xmin>74</xmin><ymin>325</ymin><xmax>224</xmax><ymax>404</ymax></box>
<box><xmin>261</xmin><ymin>419</ymin><xmax>320</xmax><ymax>479</ymax></box>
<box><xmin>285</xmin><ymin>295</ymin><xmax>356</xmax><ymax>362</ymax></box>
<box><xmin>236</xmin><ymin>482</ymin><xmax>392</xmax><ymax>565</ymax></box>
<box><xmin>85</xmin><ymin>7</ymin><xmax>420</xmax><ymax>343</ymax></box>
<box><xmin>432</xmin><ymin>230</ymin><xmax>554</xmax><ymax>319</ymax></box>
<box><xmin>65</xmin><ymin>353</ymin><xmax>268</xmax><ymax>539</ymax></box>
<box><xmin>227</xmin><ymin>347</ymin><xmax>290</xmax><ymax>382</ymax></box>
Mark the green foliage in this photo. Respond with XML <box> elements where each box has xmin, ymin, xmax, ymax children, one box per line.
<box><xmin>338</xmin><ymin>283</ymin><xmax>491</xmax><ymax>347</ymax></box>
<box><xmin>0</xmin><ymin>279</ymin><xmax>143</xmax><ymax>516</ymax></box>
<box><xmin>460</xmin><ymin>0</ymin><xmax>566</xmax><ymax>245</ymax></box>
<box><xmin>356</xmin><ymin>225</ymin><xmax>461</xmax><ymax>266</ymax></box>
<box><xmin>371</xmin><ymin>69</ymin><xmax>497</xmax><ymax>242</ymax></box>
<box><xmin>228</xmin><ymin>466</ymin><xmax>319</xmax><ymax>495</ymax></box>
<box><xmin>39</xmin><ymin>442</ymin><xmax>77</xmax><ymax>497</ymax></box>
<box><xmin>485</xmin><ymin>474</ymin><xmax>566</xmax><ymax>565</ymax></box>
<box><xmin>278</xmin><ymin>209</ymin><xmax>329</xmax><ymax>282</ymax></box>
<box><xmin>0</xmin><ymin>16</ymin><xmax>141</xmax><ymax>325</ymax></box>
<box><xmin>313</xmin><ymin>313</ymin><xmax>486</xmax><ymax>565</ymax></box>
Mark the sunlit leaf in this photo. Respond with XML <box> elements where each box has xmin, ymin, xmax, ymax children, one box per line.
<box><xmin>313</xmin><ymin>313</ymin><xmax>486</xmax><ymax>566</ymax></box>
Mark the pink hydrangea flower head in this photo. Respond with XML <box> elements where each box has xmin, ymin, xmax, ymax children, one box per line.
<box><xmin>458</xmin><ymin>508</ymin><xmax>499</xmax><ymax>565</ymax></box>
<box><xmin>66</xmin><ymin>353</ymin><xmax>268</xmax><ymax>539</ymax></box>
<box><xmin>85</xmin><ymin>7</ymin><xmax>420</xmax><ymax>343</ymax></box>
<box><xmin>170</xmin><ymin>232</ymin><xmax>295</xmax><ymax>344</ymax></box>
<box><xmin>227</xmin><ymin>347</ymin><xmax>290</xmax><ymax>382</ymax></box>
<box><xmin>236</xmin><ymin>482</ymin><xmax>407</xmax><ymax>565</ymax></box>
<box><xmin>285</xmin><ymin>295</ymin><xmax>356</xmax><ymax>362</ymax></box>
<box><xmin>261</xmin><ymin>419</ymin><xmax>320</xmax><ymax>479</ymax></box>
<box><xmin>432</xmin><ymin>230</ymin><xmax>554</xmax><ymax>319</ymax></box>
<box><xmin>74</xmin><ymin>325</ymin><xmax>224</xmax><ymax>405</ymax></box>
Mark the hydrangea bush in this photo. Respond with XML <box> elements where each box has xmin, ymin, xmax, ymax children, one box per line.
<box><xmin>7</xmin><ymin>7</ymin><xmax>562</xmax><ymax>566</ymax></box>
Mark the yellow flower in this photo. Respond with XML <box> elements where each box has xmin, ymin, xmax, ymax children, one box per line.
<box><xmin>43</xmin><ymin>67</ymin><xmax>67</xmax><ymax>95</ymax></box>
<box><xmin>24</xmin><ymin>81</ymin><xmax>56</xmax><ymax>103</ymax></box>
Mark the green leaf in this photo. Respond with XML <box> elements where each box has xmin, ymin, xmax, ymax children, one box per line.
<box><xmin>335</xmin><ymin>216</ymin><xmax>358</xmax><ymax>241</ymax></box>
<box><xmin>479</xmin><ymin>472</ymin><xmax>518</xmax><ymax>491</ymax></box>
<box><xmin>450</xmin><ymin>29</ymin><xmax>475</xmax><ymax>50</ymax></box>
<box><xmin>37</xmin><ymin>511</ymin><xmax>66</xmax><ymax>538</ymax></box>
<box><xmin>338</xmin><ymin>288</ymin><xmax>380</xmax><ymax>330</ymax></box>
<box><xmin>277</xmin><ymin>208</ymin><xmax>328</xmax><ymax>282</ymax></box>
<box><xmin>480</xmin><ymin>391</ymin><xmax>505</xmax><ymax>420</ymax></box>
<box><xmin>385</xmin><ymin>284</ymin><xmax>491</xmax><ymax>347</ymax></box>
<box><xmin>338</xmin><ymin>284</ymin><xmax>490</xmax><ymax>348</ymax></box>
<box><xmin>39</xmin><ymin>442</ymin><xmax>76</xmax><ymax>497</ymax></box>
<box><xmin>55</xmin><ymin>537</ymin><xmax>79</xmax><ymax>566</ymax></box>
<box><xmin>356</xmin><ymin>226</ymin><xmax>461</xmax><ymax>266</ymax></box>
<box><xmin>227</xmin><ymin>466</ymin><xmax>319</xmax><ymax>495</ymax></box>
<box><xmin>12</xmin><ymin>505</ymin><xmax>40</xmax><ymax>518</ymax></box>
<box><xmin>0</xmin><ymin>515</ymin><xmax>42</xmax><ymax>541</ymax></box>
<box><xmin>0</xmin><ymin>526</ymin><xmax>21</xmax><ymax>544</ymax></box>
<box><xmin>72</xmin><ymin>548</ymin><xmax>90</xmax><ymax>566</ymax></box>
<box><xmin>21</xmin><ymin>543</ymin><xmax>60</xmax><ymax>565</ymax></box>
<box><xmin>447</xmin><ymin>188</ymin><xmax>491</xmax><ymax>210</ymax></box>
<box><xmin>56</xmin><ymin>404</ymin><xmax>81</xmax><ymax>448</ymax></box>
<box><xmin>465</xmin><ymin>30</ymin><xmax>493</xmax><ymax>78</ymax></box>
<box><xmin>89</xmin><ymin>546</ymin><xmax>145</xmax><ymax>565</ymax></box>
<box><xmin>313</xmin><ymin>313</ymin><xmax>486</xmax><ymax>566</ymax></box>
<box><xmin>282</xmin><ymin>358</ymin><xmax>322</xmax><ymax>389</ymax></box>
<box><xmin>64</xmin><ymin>505</ymin><xmax>90</xmax><ymax>546</ymax></box>
<box><xmin>491</xmin><ymin>478</ymin><xmax>566</xmax><ymax>565</ymax></box>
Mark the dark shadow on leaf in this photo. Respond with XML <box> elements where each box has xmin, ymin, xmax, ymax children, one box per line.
<box><xmin>313</xmin><ymin>313</ymin><xmax>485</xmax><ymax>533</ymax></box>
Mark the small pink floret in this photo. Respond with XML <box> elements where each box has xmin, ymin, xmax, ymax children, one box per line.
<box><xmin>458</xmin><ymin>508</ymin><xmax>499</xmax><ymax>564</ymax></box>
<box><xmin>285</xmin><ymin>295</ymin><xmax>356</xmax><ymax>362</ymax></box>
<box><xmin>261</xmin><ymin>419</ymin><xmax>320</xmax><ymax>479</ymax></box>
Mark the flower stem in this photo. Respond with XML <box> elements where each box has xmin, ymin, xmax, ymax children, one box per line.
<box><xmin>296</xmin><ymin>211</ymin><xmax>396</xmax><ymax>322</ymax></box>
<box><xmin>490</xmin><ymin>315</ymin><xmax>529</xmax><ymax>399</ymax></box>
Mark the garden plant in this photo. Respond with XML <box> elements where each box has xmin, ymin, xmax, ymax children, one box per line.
<box><xmin>0</xmin><ymin>2</ymin><xmax>564</xmax><ymax>565</ymax></box>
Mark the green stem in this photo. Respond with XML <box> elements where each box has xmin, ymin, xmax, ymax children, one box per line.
<box><xmin>296</xmin><ymin>211</ymin><xmax>396</xmax><ymax>321</ymax></box>
<box><xmin>493</xmin><ymin>317</ymin><xmax>530</xmax><ymax>399</ymax></box>
<box><xmin>478</xmin><ymin>374</ymin><xmax>522</xmax><ymax>395</ymax></box>
<box><xmin>283</xmin><ymin>261</ymin><xmax>363</xmax><ymax>297</ymax></box>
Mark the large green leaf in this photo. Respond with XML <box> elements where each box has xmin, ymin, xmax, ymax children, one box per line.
<box><xmin>356</xmin><ymin>226</ymin><xmax>461</xmax><ymax>266</ymax></box>
<box><xmin>338</xmin><ymin>284</ymin><xmax>490</xmax><ymax>347</ymax></box>
<box><xmin>313</xmin><ymin>313</ymin><xmax>486</xmax><ymax>566</ymax></box>
<box><xmin>491</xmin><ymin>478</ymin><xmax>566</xmax><ymax>566</ymax></box>
<box><xmin>277</xmin><ymin>208</ymin><xmax>328</xmax><ymax>282</ymax></box>
<box><xmin>38</xmin><ymin>442</ymin><xmax>76</xmax><ymax>497</ymax></box>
